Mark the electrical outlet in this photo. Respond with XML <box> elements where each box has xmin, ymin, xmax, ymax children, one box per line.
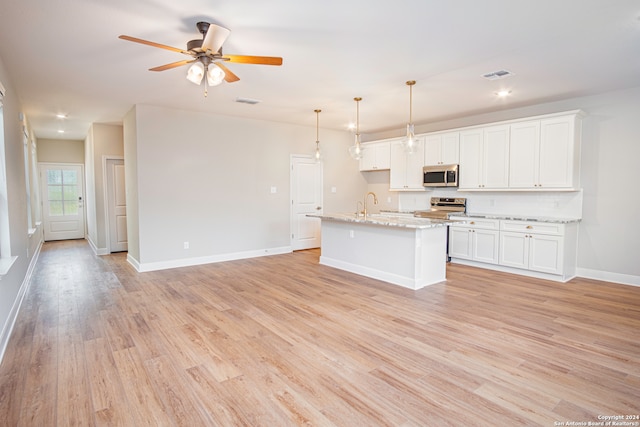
<box><xmin>349</xmin><ymin>230</ymin><xmax>354</xmax><ymax>238</ymax></box>
<box><xmin>183</xmin><ymin>241</ymin><xmax>189</xmax><ymax>249</ymax></box>
<box><xmin>270</xmin><ymin>186</ymin><xmax>277</xmax><ymax>194</ymax></box>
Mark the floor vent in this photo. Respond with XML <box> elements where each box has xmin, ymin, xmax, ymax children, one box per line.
<box><xmin>482</xmin><ymin>69</ymin><xmax>514</xmax><ymax>80</ymax></box>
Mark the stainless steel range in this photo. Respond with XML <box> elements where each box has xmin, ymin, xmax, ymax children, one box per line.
<box><xmin>414</xmin><ymin>197</ymin><xmax>467</xmax><ymax>219</ymax></box>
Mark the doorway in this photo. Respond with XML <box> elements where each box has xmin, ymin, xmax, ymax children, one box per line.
<box><xmin>39</xmin><ymin>163</ymin><xmax>85</xmax><ymax>241</ymax></box>
<box><xmin>290</xmin><ymin>155</ymin><xmax>323</xmax><ymax>250</ymax></box>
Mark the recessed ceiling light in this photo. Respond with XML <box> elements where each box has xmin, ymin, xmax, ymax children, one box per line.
<box><xmin>57</xmin><ymin>129</ymin><xmax>65</xmax><ymax>134</ymax></box>
<box><xmin>56</xmin><ymin>113</ymin><xmax>67</xmax><ymax>119</ymax></box>
<box><xmin>347</xmin><ymin>123</ymin><xmax>356</xmax><ymax>131</ymax></box>
<box><xmin>496</xmin><ymin>90</ymin><xmax>512</xmax><ymax>97</ymax></box>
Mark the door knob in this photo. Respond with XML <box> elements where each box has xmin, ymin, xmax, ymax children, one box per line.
<box><xmin>316</xmin><ymin>206</ymin><xmax>322</xmax><ymax>210</ymax></box>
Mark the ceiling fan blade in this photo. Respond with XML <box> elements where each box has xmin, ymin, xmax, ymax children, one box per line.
<box><xmin>216</xmin><ymin>63</ymin><xmax>240</xmax><ymax>83</ymax></box>
<box><xmin>149</xmin><ymin>59</ymin><xmax>195</xmax><ymax>72</ymax></box>
<box><xmin>119</xmin><ymin>35</ymin><xmax>191</xmax><ymax>55</ymax></box>
<box><xmin>223</xmin><ymin>54</ymin><xmax>283</xmax><ymax>66</ymax></box>
<box><xmin>201</xmin><ymin>24</ymin><xmax>231</xmax><ymax>54</ymax></box>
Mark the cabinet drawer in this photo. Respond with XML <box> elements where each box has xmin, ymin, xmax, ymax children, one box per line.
<box><xmin>500</xmin><ymin>220</ymin><xmax>564</xmax><ymax>235</ymax></box>
<box><xmin>449</xmin><ymin>217</ymin><xmax>500</xmax><ymax>230</ymax></box>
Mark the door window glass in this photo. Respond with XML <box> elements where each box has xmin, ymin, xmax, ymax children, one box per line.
<box><xmin>47</xmin><ymin>169</ymin><xmax>78</xmax><ymax>216</ymax></box>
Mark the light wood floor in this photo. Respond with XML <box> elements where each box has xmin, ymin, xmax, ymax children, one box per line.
<box><xmin>1</xmin><ymin>240</ymin><xmax>639</xmax><ymax>426</ymax></box>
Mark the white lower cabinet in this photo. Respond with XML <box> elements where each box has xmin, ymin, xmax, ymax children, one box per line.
<box><xmin>499</xmin><ymin>231</ymin><xmax>563</xmax><ymax>274</ymax></box>
<box><xmin>448</xmin><ymin>219</ymin><xmax>500</xmax><ymax>264</ymax></box>
<box><xmin>449</xmin><ymin>217</ymin><xmax>578</xmax><ymax>282</ymax></box>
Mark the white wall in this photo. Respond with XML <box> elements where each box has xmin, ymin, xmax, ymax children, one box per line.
<box><xmin>84</xmin><ymin>123</ymin><xmax>124</xmax><ymax>254</ymax></box>
<box><xmin>0</xmin><ymin>55</ymin><xmax>42</xmax><ymax>362</ymax></box>
<box><xmin>364</xmin><ymin>86</ymin><xmax>640</xmax><ymax>285</ymax></box>
<box><xmin>37</xmin><ymin>138</ymin><xmax>84</xmax><ymax>163</ymax></box>
<box><xmin>126</xmin><ymin>104</ymin><xmax>366</xmax><ymax>270</ymax></box>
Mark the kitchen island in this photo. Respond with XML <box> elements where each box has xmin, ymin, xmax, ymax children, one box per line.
<box><xmin>309</xmin><ymin>213</ymin><xmax>458</xmax><ymax>290</ymax></box>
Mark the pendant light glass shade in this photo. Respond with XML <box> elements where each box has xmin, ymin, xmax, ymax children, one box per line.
<box><xmin>207</xmin><ymin>64</ymin><xmax>225</xmax><ymax>86</ymax></box>
<box><xmin>186</xmin><ymin>61</ymin><xmax>205</xmax><ymax>85</ymax></box>
<box><xmin>314</xmin><ymin>109</ymin><xmax>322</xmax><ymax>162</ymax></box>
<box><xmin>349</xmin><ymin>97</ymin><xmax>363</xmax><ymax>160</ymax></box>
<box><xmin>402</xmin><ymin>80</ymin><xmax>417</xmax><ymax>154</ymax></box>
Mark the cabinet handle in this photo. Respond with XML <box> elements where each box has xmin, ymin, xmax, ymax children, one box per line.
<box><xmin>470</xmin><ymin>221</ymin><xmax>475</xmax><ymax>225</ymax></box>
<box><xmin>526</xmin><ymin>225</ymin><xmax>533</xmax><ymax>229</ymax></box>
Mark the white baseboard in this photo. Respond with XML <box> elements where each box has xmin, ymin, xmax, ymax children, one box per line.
<box><xmin>576</xmin><ymin>267</ymin><xmax>640</xmax><ymax>287</ymax></box>
<box><xmin>87</xmin><ymin>236</ymin><xmax>109</xmax><ymax>256</ymax></box>
<box><xmin>127</xmin><ymin>246</ymin><xmax>292</xmax><ymax>273</ymax></box>
<box><xmin>449</xmin><ymin>258</ymin><xmax>574</xmax><ymax>282</ymax></box>
<box><xmin>0</xmin><ymin>239</ymin><xmax>43</xmax><ymax>365</ymax></box>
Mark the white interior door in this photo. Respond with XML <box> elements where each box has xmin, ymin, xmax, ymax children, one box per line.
<box><xmin>106</xmin><ymin>158</ymin><xmax>127</xmax><ymax>253</ymax></box>
<box><xmin>39</xmin><ymin>163</ymin><xmax>85</xmax><ymax>241</ymax></box>
<box><xmin>290</xmin><ymin>155</ymin><xmax>323</xmax><ymax>250</ymax></box>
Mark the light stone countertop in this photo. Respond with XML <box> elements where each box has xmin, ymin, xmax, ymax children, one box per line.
<box><xmin>308</xmin><ymin>213</ymin><xmax>459</xmax><ymax>229</ymax></box>
<box><xmin>449</xmin><ymin>213</ymin><xmax>581</xmax><ymax>224</ymax></box>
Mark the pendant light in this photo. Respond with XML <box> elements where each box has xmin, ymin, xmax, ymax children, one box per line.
<box><xmin>314</xmin><ymin>109</ymin><xmax>322</xmax><ymax>162</ymax></box>
<box><xmin>402</xmin><ymin>80</ymin><xmax>417</xmax><ymax>154</ymax></box>
<box><xmin>348</xmin><ymin>97</ymin><xmax>363</xmax><ymax>160</ymax></box>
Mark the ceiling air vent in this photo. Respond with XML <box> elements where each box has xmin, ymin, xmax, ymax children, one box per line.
<box><xmin>235</xmin><ymin>97</ymin><xmax>261</xmax><ymax>105</ymax></box>
<box><xmin>482</xmin><ymin>70</ymin><xmax>514</xmax><ymax>80</ymax></box>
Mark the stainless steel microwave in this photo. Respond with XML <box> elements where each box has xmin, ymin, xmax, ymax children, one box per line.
<box><xmin>423</xmin><ymin>164</ymin><xmax>459</xmax><ymax>187</ymax></box>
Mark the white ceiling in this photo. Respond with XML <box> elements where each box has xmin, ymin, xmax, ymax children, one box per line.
<box><xmin>1</xmin><ymin>0</ymin><xmax>639</xmax><ymax>140</ymax></box>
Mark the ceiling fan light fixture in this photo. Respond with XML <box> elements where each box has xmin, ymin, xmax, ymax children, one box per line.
<box><xmin>206</xmin><ymin>64</ymin><xmax>225</xmax><ymax>86</ymax></box>
<box><xmin>186</xmin><ymin>61</ymin><xmax>205</xmax><ymax>85</ymax></box>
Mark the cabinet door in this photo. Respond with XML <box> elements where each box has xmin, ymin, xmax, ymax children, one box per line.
<box><xmin>499</xmin><ymin>231</ymin><xmax>528</xmax><ymax>269</ymax></box>
<box><xmin>389</xmin><ymin>141</ymin><xmax>408</xmax><ymax>190</ymax></box>
<box><xmin>509</xmin><ymin>121</ymin><xmax>540</xmax><ymax>188</ymax></box>
<box><xmin>359</xmin><ymin>143</ymin><xmax>391</xmax><ymax>171</ymax></box>
<box><xmin>441</xmin><ymin>132</ymin><xmax>460</xmax><ymax>165</ymax></box>
<box><xmin>389</xmin><ymin>140</ymin><xmax>424</xmax><ymax>190</ymax></box>
<box><xmin>529</xmin><ymin>234</ymin><xmax>563</xmax><ymax>274</ymax></box>
<box><xmin>405</xmin><ymin>138</ymin><xmax>425</xmax><ymax>189</ymax></box>
<box><xmin>448</xmin><ymin>227</ymin><xmax>472</xmax><ymax>259</ymax></box>
<box><xmin>459</xmin><ymin>129</ymin><xmax>483</xmax><ymax>189</ymax></box>
<box><xmin>424</xmin><ymin>135</ymin><xmax>442</xmax><ymax>166</ymax></box>
<box><xmin>483</xmin><ymin>125</ymin><xmax>510</xmax><ymax>188</ymax></box>
<box><xmin>472</xmin><ymin>229</ymin><xmax>499</xmax><ymax>264</ymax></box>
<box><xmin>374</xmin><ymin>143</ymin><xmax>391</xmax><ymax>169</ymax></box>
<box><xmin>359</xmin><ymin>145</ymin><xmax>377</xmax><ymax>171</ymax></box>
<box><xmin>539</xmin><ymin>116</ymin><xmax>575</xmax><ymax>188</ymax></box>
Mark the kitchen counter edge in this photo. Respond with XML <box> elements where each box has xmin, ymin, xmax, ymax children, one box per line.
<box><xmin>307</xmin><ymin>213</ymin><xmax>460</xmax><ymax>229</ymax></box>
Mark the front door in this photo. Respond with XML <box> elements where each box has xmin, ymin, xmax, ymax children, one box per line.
<box><xmin>39</xmin><ymin>163</ymin><xmax>85</xmax><ymax>241</ymax></box>
<box><xmin>106</xmin><ymin>158</ymin><xmax>127</xmax><ymax>252</ymax></box>
<box><xmin>290</xmin><ymin>155</ymin><xmax>323</xmax><ymax>250</ymax></box>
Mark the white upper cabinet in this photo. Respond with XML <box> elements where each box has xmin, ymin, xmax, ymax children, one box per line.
<box><xmin>509</xmin><ymin>120</ymin><xmax>541</xmax><ymax>188</ymax></box>
<box><xmin>538</xmin><ymin>115</ymin><xmax>581</xmax><ymax>189</ymax></box>
<box><xmin>389</xmin><ymin>138</ymin><xmax>425</xmax><ymax>191</ymax></box>
<box><xmin>509</xmin><ymin>113</ymin><xmax>582</xmax><ymax>190</ymax></box>
<box><xmin>359</xmin><ymin>141</ymin><xmax>391</xmax><ymax>171</ymax></box>
<box><xmin>424</xmin><ymin>132</ymin><xmax>459</xmax><ymax>166</ymax></box>
<box><xmin>459</xmin><ymin>126</ymin><xmax>509</xmax><ymax>190</ymax></box>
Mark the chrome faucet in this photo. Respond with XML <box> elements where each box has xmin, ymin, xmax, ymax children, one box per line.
<box><xmin>363</xmin><ymin>191</ymin><xmax>378</xmax><ymax>219</ymax></box>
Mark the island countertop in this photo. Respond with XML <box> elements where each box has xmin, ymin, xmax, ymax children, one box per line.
<box><xmin>307</xmin><ymin>213</ymin><xmax>460</xmax><ymax>229</ymax></box>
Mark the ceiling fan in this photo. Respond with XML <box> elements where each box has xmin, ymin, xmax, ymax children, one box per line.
<box><xmin>119</xmin><ymin>21</ymin><xmax>282</xmax><ymax>89</ymax></box>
